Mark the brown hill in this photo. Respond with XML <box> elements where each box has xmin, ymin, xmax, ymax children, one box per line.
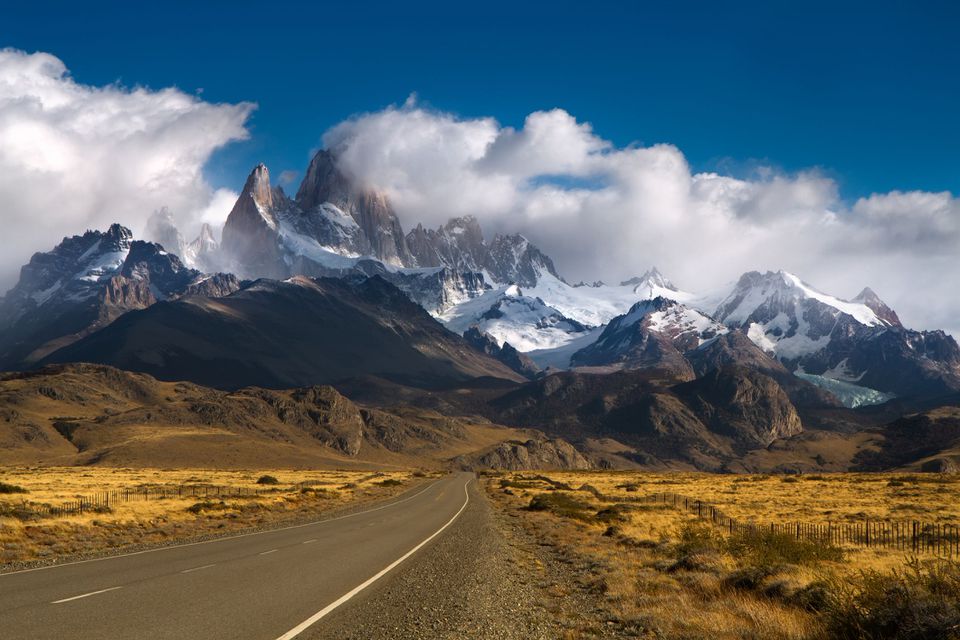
<box><xmin>0</xmin><ymin>364</ymin><xmax>532</xmax><ymax>469</ymax></box>
<box><xmin>42</xmin><ymin>276</ymin><xmax>524</xmax><ymax>390</ymax></box>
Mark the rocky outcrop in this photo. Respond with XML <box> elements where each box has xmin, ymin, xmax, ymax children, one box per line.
<box><xmin>855</xmin><ymin>406</ymin><xmax>960</xmax><ymax>471</ymax></box>
<box><xmin>469</xmin><ymin>437</ymin><xmax>592</xmax><ymax>470</ymax></box>
<box><xmin>920</xmin><ymin>457</ymin><xmax>960</xmax><ymax>473</ymax></box>
<box><xmin>485</xmin><ymin>233</ymin><xmax>559</xmax><ymax>287</ymax></box>
<box><xmin>674</xmin><ymin>367</ymin><xmax>804</xmax><ymax>447</ymax></box>
<box><xmin>181</xmin><ymin>273</ymin><xmax>242</xmax><ymax>298</ymax></box>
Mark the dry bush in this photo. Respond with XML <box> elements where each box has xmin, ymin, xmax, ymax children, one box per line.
<box><xmin>821</xmin><ymin>559</ymin><xmax>960</xmax><ymax>640</ymax></box>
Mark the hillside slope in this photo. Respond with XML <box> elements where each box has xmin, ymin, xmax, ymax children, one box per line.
<box><xmin>0</xmin><ymin>364</ymin><xmax>530</xmax><ymax>468</ymax></box>
<box><xmin>43</xmin><ymin>276</ymin><xmax>524</xmax><ymax>390</ymax></box>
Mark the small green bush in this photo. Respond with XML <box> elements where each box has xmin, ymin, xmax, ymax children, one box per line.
<box><xmin>0</xmin><ymin>481</ymin><xmax>28</xmax><ymax>494</ymax></box>
<box><xmin>256</xmin><ymin>475</ymin><xmax>279</xmax><ymax>485</ymax></box>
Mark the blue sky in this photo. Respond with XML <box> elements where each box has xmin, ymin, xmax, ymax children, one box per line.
<box><xmin>4</xmin><ymin>0</ymin><xmax>958</xmax><ymax>200</ymax></box>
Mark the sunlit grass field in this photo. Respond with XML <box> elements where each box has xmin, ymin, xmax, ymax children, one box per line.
<box><xmin>486</xmin><ymin>471</ymin><xmax>960</xmax><ymax>640</ymax></box>
<box><xmin>0</xmin><ymin>467</ymin><xmax>430</xmax><ymax>565</ymax></box>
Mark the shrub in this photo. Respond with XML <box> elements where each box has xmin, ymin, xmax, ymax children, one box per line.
<box><xmin>0</xmin><ymin>481</ymin><xmax>28</xmax><ymax>494</ymax></box>
<box><xmin>789</xmin><ymin>580</ymin><xmax>832</xmax><ymax>612</ymax></box>
<box><xmin>676</xmin><ymin>521</ymin><xmax>724</xmax><ymax>556</ymax></box>
<box><xmin>256</xmin><ymin>475</ymin><xmax>279</xmax><ymax>485</ymax></box>
<box><xmin>526</xmin><ymin>492</ymin><xmax>594</xmax><ymax>521</ymax></box>
<box><xmin>667</xmin><ymin>522</ymin><xmax>725</xmax><ymax>573</ymax></box>
<box><xmin>186</xmin><ymin>500</ymin><xmax>229</xmax><ymax>514</ymax></box>
<box><xmin>723</xmin><ymin>564</ymin><xmax>783</xmax><ymax>590</ymax></box>
<box><xmin>595</xmin><ymin>504</ymin><xmax>631</xmax><ymax>524</ymax></box>
<box><xmin>726</xmin><ymin>530</ymin><xmax>844</xmax><ymax>566</ymax></box>
<box><xmin>375</xmin><ymin>479</ymin><xmax>403</xmax><ymax>487</ymax></box>
<box><xmin>822</xmin><ymin>559</ymin><xmax>960</xmax><ymax>640</ymax></box>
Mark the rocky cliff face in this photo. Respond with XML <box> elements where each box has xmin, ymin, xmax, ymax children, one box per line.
<box><xmin>465</xmin><ymin>437</ymin><xmax>592</xmax><ymax>470</ymax></box>
<box><xmin>674</xmin><ymin>367</ymin><xmax>804</xmax><ymax>447</ymax></box>
<box><xmin>487</xmin><ymin>366</ymin><xmax>806</xmax><ymax>469</ymax></box>
<box><xmin>220</xmin><ymin>164</ymin><xmax>288</xmax><ymax>279</ymax></box>
<box><xmin>294</xmin><ymin>150</ymin><xmax>413</xmax><ymax>267</ymax></box>
<box><xmin>219</xmin><ymin>152</ymin><xmax>563</xmax><ymax>305</ymax></box>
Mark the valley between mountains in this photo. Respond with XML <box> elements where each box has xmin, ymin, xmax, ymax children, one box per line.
<box><xmin>1</xmin><ymin>147</ymin><xmax>958</xmax><ymax>474</ymax></box>
<box><xmin>1</xmin><ymin>147</ymin><xmax>959</xmax><ymax>640</ymax></box>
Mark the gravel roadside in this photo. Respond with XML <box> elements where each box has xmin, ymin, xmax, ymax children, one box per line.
<box><xmin>306</xmin><ymin>477</ymin><xmax>616</xmax><ymax>640</ymax></box>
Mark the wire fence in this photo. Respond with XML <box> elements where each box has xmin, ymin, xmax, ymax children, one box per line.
<box><xmin>9</xmin><ymin>484</ymin><xmax>277</xmax><ymax>519</ymax></box>
<box><xmin>567</xmin><ymin>482</ymin><xmax>960</xmax><ymax>558</ymax></box>
<box><xmin>638</xmin><ymin>491</ymin><xmax>959</xmax><ymax>557</ymax></box>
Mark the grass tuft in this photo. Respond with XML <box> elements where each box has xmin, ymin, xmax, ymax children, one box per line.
<box><xmin>0</xmin><ymin>481</ymin><xmax>28</xmax><ymax>494</ymax></box>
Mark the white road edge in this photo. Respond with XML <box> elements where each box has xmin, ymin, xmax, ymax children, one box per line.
<box><xmin>274</xmin><ymin>478</ymin><xmax>473</xmax><ymax>640</ymax></box>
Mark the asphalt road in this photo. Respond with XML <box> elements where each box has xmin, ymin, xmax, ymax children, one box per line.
<box><xmin>0</xmin><ymin>472</ymin><xmax>473</xmax><ymax>640</ymax></box>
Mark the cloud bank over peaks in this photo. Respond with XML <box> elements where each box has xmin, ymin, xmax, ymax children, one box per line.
<box><xmin>323</xmin><ymin>101</ymin><xmax>960</xmax><ymax>338</ymax></box>
<box><xmin>0</xmin><ymin>48</ymin><xmax>254</xmax><ymax>293</ymax></box>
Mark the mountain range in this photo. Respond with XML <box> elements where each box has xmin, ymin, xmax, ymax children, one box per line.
<box><xmin>1</xmin><ymin>147</ymin><xmax>958</xmax><ymax>472</ymax></box>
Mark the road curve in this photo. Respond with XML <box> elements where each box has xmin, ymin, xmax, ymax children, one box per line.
<box><xmin>0</xmin><ymin>472</ymin><xmax>474</xmax><ymax>640</ymax></box>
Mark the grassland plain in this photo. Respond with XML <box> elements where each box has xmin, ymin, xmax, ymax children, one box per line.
<box><xmin>484</xmin><ymin>471</ymin><xmax>960</xmax><ymax>640</ymax></box>
<box><xmin>0</xmin><ymin>467</ymin><xmax>434</xmax><ymax>567</ymax></box>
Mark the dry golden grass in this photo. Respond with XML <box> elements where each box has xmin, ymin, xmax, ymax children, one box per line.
<box><xmin>543</xmin><ymin>470</ymin><xmax>960</xmax><ymax>524</ymax></box>
<box><xmin>0</xmin><ymin>467</ymin><xmax>433</xmax><ymax>565</ymax></box>
<box><xmin>486</xmin><ymin>471</ymin><xmax>960</xmax><ymax>639</ymax></box>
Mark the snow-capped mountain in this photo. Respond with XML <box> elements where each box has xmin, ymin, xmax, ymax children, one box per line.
<box><xmin>714</xmin><ymin>270</ymin><xmax>960</xmax><ymax>398</ymax></box>
<box><xmin>570</xmin><ymin>296</ymin><xmax>727</xmax><ymax>376</ymax></box>
<box><xmin>714</xmin><ymin>270</ymin><xmax>890</xmax><ymax>359</ymax></box>
<box><xmin>0</xmin><ymin>224</ymin><xmax>239</xmax><ymax>368</ymax></box>
<box><xmin>440</xmin><ymin>284</ymin><xmax>590</xmax><ymax>352</ymax></box>
<box><xmin>217</xmin><ymin>153</ymin><xmax>560</xmax><ymax>304</ymax></box>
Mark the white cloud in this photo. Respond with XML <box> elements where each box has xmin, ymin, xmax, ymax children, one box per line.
<box><xmin>0</xmin><ymin>48</ymin><xmax>253</xmax><ymax>292</ymax></box>
<box><xmin>323</xmin><ymin>102</ymin><xmax>960</xmax><ymax>338</ymax></box>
